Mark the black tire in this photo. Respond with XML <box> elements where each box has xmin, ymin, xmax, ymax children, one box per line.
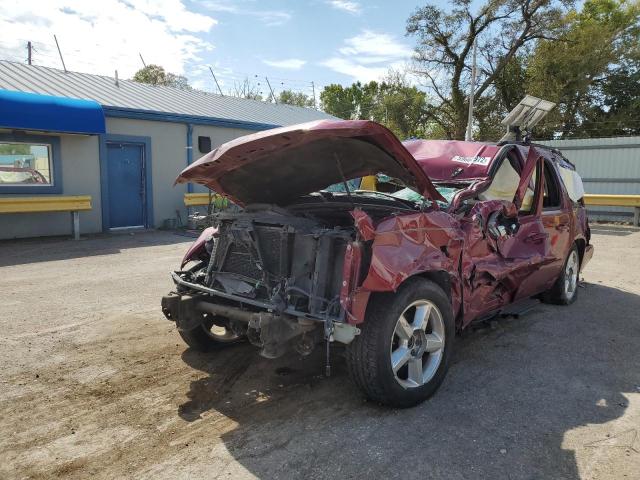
<box><xmin>346</xmin><ymin>278</ymin><xmax>455</xmax><ymax>408</ymax></box>
<box><xmin>541</xmin><ymin>244</ymin><xmax>580</xmax><ymax>305</ymax></box>
<box><xmin>178</xmin><ymin>316</ymin><xmax>244</xmax><ymax>352</ymax></box>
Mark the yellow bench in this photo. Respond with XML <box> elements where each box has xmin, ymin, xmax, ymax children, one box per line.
<box><xmin>583</xmin><ymin>194</ymin><xmax>640</xmax><ymax>226</ymax></box>
<box><xmin>0</xmin><ymin>195</ymin><xmax>92</xmax><ymax>240</ymax></box>
<box><xmin>183</xmin><ymin>191</ymin><xmax>640</xmax><ymax>226</ymax></box>
<box><xmin>184</xmin><ymin>192</ymin><xmax>229</xmax><ymax>209</ymax></box>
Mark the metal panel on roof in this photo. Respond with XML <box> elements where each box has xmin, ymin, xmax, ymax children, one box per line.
<box><xmin>0</xmin><ymin>61</ymin><xmax>335</xmax><ymax>127</ymax></box>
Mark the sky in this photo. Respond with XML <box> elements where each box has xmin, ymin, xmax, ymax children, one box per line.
<box><xmin>0</xmin><ymin>0</ymin><xmax>429</xmax><ymax>99</ymax></box>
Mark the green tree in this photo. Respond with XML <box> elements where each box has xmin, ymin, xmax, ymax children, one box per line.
<box><xmin>132</xmin><ymin>64</ymin><xmax>191</xmax><ymax>90</ymax></box>
<box><xmin>278</xmin><ymin>90</ymin><xmax>315</xmax><ymax>108</ymax></box>
<box><xmin>407</xmin><ymin>0</ymin><xmax>572</xmax><ymax>139</ymax></box>
<box><xmin>0</xmin><ymin>144</ymin><xmax>30</xmax><ymax>155</ymax></box>
<box><xmin>475</xmin><ymin>54</ymin><xmax>528</xmax><ymax>141</ymax></box>
<box><xmin>320</xmin><ymin>81</ymin><xmax>378</xmax><ymax>119</ymax></box>
<box><xmin>374</xmin><ymin>72</ymin><xmax>429</xmax><ymax>139</ymax></box>
<box><xmin>527</xmin><ymin>0</ymin><xmax>640</xmax><ymax>138</ymax></box>
<box><xmin>320</xmin><ymin>73</ymin><xmax>429</xmax><ymax>139</ymax></box>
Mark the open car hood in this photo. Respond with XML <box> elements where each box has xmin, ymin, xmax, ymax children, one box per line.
<box><xmin>175</xmin><ymin>120</ymin><xmax>444</xmax><ymax>206</ymax></box>
<box><xmin>403</xmin><ymin>139</ymin><xmax>502</xmax><ymax>181</ymax></box>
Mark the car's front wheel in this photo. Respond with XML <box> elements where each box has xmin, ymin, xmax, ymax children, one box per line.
<box><xmin>346</xmin><ymin>278</ymin><xmax>455</xmax><ymax>408</ymax></box>
<box><xmin>178</xmin><ymin>315</ymin><xmax>244</xmax><ymax>352</ymax></box>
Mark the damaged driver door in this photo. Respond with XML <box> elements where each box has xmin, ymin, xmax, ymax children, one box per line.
<box><xmin>462</xmin><ymin>148</ymin><xmax>548</xmax><ymax>323</ymax></box>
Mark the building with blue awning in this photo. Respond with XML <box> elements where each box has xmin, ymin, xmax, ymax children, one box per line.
<box><xmin>0</xmin><ymin>60</ymin><xmax>334</xmax><ymax>239</ymax></box>
<box><xmin>0</xmin><ymin>90</ymin><xmax>106</xmax><ymax>135</ymax></box>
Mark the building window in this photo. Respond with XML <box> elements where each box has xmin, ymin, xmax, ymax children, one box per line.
<box><xmin>0</xmin><ymin>134</ymin><xmax>61</xmax><ymax>194</ymax></box>
<box><xmin>0</xmin><ymin>142</ymin><xmax>53</xmax><ymax>185</ymax></box>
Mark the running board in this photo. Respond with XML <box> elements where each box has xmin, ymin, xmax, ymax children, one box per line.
<box><xmin>500</xmin><ymin>298</ymin><xmax>540</xmax><ymax>318</ymax></box>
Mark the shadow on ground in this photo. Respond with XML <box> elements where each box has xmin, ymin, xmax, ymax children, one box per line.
<box><xmin>0</xmin><ymin>230</ymin><xmax>192</xmax><ymax>267</ymax></box>
<box><xmin>177</xmin><ymin>283</ymin><xmax>639</xmax><ymax>479</ymax></box>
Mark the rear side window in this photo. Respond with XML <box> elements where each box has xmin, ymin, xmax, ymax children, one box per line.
<box><xmin>542</xmin><ymin>160</ymin><xmax>562</xmax><ymax>209</ymax></box>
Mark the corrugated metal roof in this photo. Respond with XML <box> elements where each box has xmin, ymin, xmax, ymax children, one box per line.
<box><xmin>0</xmin><ymin>61</ymin><xmax>335</xmax><ymax>127</ymax></box>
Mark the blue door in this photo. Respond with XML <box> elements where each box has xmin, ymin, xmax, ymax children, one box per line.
<box><xmin>106</xmin><ymin>142</ymin><xmax>145</xmax><ymax>228</ymax></box>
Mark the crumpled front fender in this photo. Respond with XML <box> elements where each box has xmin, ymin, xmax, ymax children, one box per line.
<box><xmin>341</xmin><ymin>209</ymin><xmax>464</xmax><ymax>325</ymax></box>
<box><xmin>181</xmin><ymin>226</ymin><xmax>217</xmax><ymax>268</ymax></box>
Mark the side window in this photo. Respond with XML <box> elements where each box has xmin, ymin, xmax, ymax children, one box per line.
<box><xmin>542</xmin><ymin>160</ymin><xmax>561</xmax><ymax>209</ymax></box>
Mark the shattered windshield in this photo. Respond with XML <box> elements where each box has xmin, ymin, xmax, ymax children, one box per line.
<box><xmin>321</xmin><ymin>174</ymin><xmax>461</xmax><ymax>207</ymax></box>
<box><xmin>391</xmin><ymin>186</ymin><xmax>459</xmax><ymax>206</ymax></box>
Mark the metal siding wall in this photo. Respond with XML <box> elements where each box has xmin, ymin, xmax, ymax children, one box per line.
<box><xmin>540</xmin><ymin>137</ymin><xmax>640</xmax><ymax>222</ymax></box>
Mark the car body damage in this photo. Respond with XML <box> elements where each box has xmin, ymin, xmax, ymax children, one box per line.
<box><xmin>163</xmin><ymin>118</ymin><xmax>593</xmax><ymax>406</ymax></box>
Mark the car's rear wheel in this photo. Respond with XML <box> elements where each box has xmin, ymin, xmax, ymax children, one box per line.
<box><xmin>346</xmin><ymin>278</ymin><xmax>454</xmax><ymax>408</ymax></box>
<box><xmin>541</xmin><ymin>244</ymin><xmax>580</xmax><ymax>305</ymax></box>
<box><xmin>178</xmin><ymin>315</ymin><xmax>244</xmax><ymax>352</ymax></box>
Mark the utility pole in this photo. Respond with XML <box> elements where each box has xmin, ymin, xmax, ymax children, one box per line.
<box><xmin>53</xmin><ymin>35</ymin><xmax>67</xmax><ymax>72</ymax></box>
<box><xmin>115</xmin><ymin>70</ymin><xmax>119</xmax><ymax>87</ymax></box>
<box><xmin>465</xmin><ymin>38</ymin><xmax>477</xmax><ymax>142</ymax></box>
<box><xmin>311</xmin><ymin>81</ymin><xmax>317</xmax><ymax>109</ymax></box>
<box><xmin>139</xmin><ymin>53</ymin><xmax>146</xmax><ymax>68</ymax></box>
<box><xmin>208</xmin><ymin>66</ymin><xmax>224</xmax><ymax>96</ymax></box>
<box><xmin>265</xmin><ymin>77</ymin><xmax>277</xmax><ymax>103</ymax></box>
<box><xmin>27</xmin><ymin>41</ymin><xmax>32</xmax><ymax>65</ymax></box>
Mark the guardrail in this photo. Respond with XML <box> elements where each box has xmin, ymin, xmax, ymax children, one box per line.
<box><xmin>0</xmin><ymin>195</ymin><xmax>92</xmax><ymax>240</ymax></box>
<box><xmin>183</xmin><ymin>192</ymin><xmax>640</xmax><ymax>226</ymax></box>
<box><xmin>583</xmin><ymin>194</ymin><xmax>640</xmax><ymax>226</ymax></box>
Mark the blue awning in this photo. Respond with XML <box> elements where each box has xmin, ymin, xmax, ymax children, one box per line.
<box><xmin>0</xmin><ymin>89</ymin><xmax>105</xmax><ymax>135</ymax></box>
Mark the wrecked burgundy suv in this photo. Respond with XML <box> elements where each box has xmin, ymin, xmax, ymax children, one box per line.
<box><xmin>162</xmin><ymin>119</ymin><xmax>593</xmax><ymax>407</ymax></box>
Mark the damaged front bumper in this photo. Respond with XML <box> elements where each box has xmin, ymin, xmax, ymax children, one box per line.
<box><xmin>162</xmin><ymin>271</ymin><xmax>360</xmax><ymax>358</ymax></box>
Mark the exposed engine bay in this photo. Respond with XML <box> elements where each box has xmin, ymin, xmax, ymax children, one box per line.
<box><xmin>164</xmin><ymin>193</ymin><xmax>418</xmax><ymax>358</ymax></box>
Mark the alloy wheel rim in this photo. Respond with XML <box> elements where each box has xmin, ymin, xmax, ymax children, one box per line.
<box><xmin>390</xmin><ymin>299</ymin><xmax>445</xmax><ymax>389</ymax></box>
<box><xmin>564</xmin><ymin>250</ymin><xmax>579</xmax><ymax>299</ymax></box>
<box><xmin>205</xmin><ymin>324</ymin><xmax>241</xmax><ymax>343</ymax></box>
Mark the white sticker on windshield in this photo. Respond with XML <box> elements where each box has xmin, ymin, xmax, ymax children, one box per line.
<box><xmin>451</xmin><ymin>155</ymin><xmax>492</xmax><ymax>166</ymax></box>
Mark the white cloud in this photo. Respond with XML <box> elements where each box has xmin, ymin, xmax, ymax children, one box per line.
<box><xmin>262</xmin><ymin>58</ymin><xmax>306</xmax><ymax>70</ymax></box>
<box><xmin>0</xmin><ymin>0</ymin><xmax>217</xmax><ymax>78</ymax></box>
<box><xmin>338</xmin><ymin>30</ymin><xmax>412</xmax><ymax>59</ymax></box>
<box><xmin>326</xmin><ymin>0</ymin><xmax>361</xmax><ymax>14</ymax></box>
<box><xmin>320</xmin><ymin>58</ymin><xmax>388</xmax><ymax>82</ymax></box>
<box><xmin>321</xmin><ymin>30</ymin><xmax>412</xmax><ymax>82</ymax></box>
<box><xmin>202</xmin><ymin>1</ymin><xmax>291</xmax><ymax>26</ymax></box>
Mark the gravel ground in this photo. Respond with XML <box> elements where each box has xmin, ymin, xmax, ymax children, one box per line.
<box><xmin>0</xmin><ymin>225</ymin><xmax>638</xmax><ymax>480</ymax></box>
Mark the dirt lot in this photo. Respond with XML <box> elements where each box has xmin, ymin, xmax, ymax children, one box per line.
<box><xmin>1</xmin><ymin>225</ymin><xmax>639</xmax><ymax>479</ymax></box>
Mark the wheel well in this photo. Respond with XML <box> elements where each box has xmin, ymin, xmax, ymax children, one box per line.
<box><xmin>575</xmin><ymin>238</ymin><xmax>586</xmax><ymax>265</ymax></box>
<box><xmin>365</xmin><ymin>270</ymin><xmax>453</xmax><ymax>313</ymax></box>
<box><xmin>413</xmin><ymin>270</ymin><xmax>452</xmax><ymax>300</ymax></box>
